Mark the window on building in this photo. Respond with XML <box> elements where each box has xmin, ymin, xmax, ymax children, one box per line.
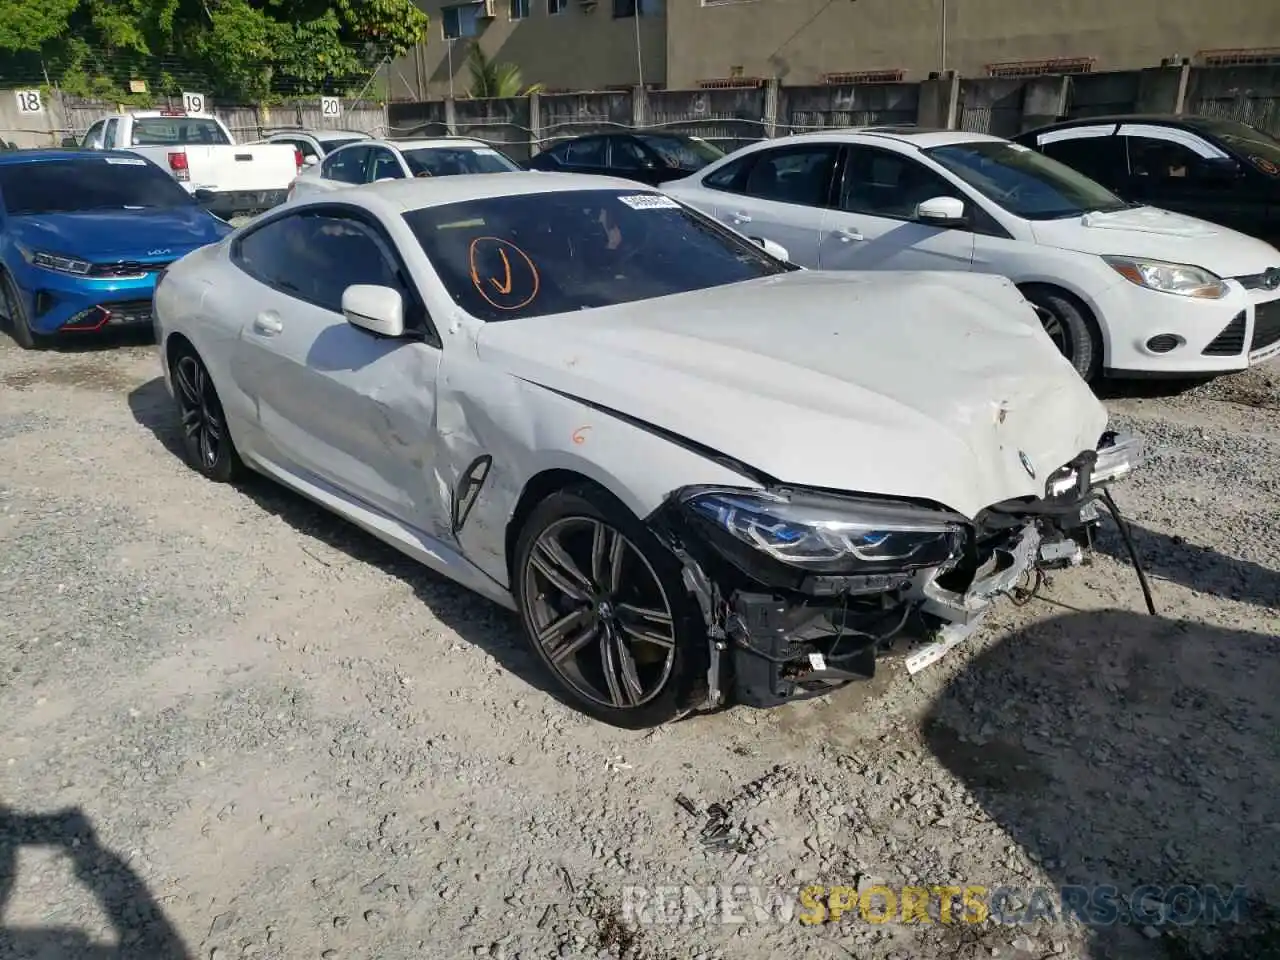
<box><xmin>443</xmin><ymin>3</ymin><xmax>481</xmax><ymax>38</ymax></box>
<box><xmin>510</xmin><ymin>0</ymin><xmax>529</xmax><ymax>19</ymax></box>
<box><xmin>548</xmin><ymin>0</ymin><xmax>566</xmax><ymax>13</ymax></box>
<box><xmin>613</xmin><ymin>0</ymin><xmax>661</xmax><ymax>17</ymax></box>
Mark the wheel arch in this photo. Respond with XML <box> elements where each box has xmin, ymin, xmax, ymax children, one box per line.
<box><xmin>1016</xmin><ymin>279</ymin><xmax>1107</xmax><ymax>366</ymax></box>
<box><xmin>503</xmin><ymin>467</ymin><xmax>617</xmax><ymax>587</ymax></box>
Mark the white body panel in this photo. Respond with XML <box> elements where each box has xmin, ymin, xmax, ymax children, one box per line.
<box><xmin>664</xmin><ymin>130</ymin><xmax>1280</xmax><ymax>376</ymax></box>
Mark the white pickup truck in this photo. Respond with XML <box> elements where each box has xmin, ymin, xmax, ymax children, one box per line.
<box><xmin>72</xmin><ymin>111</ymin><xmax>301</xmax><ymax>218</ymax></box>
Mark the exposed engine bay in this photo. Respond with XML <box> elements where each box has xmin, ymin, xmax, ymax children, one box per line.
<box><xmin>650</xmin><ymin>431</ymin><xmax>1150</xmax><ymax>710</ymax></box>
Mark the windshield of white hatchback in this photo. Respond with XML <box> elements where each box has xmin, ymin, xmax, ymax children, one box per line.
<box><xmin>924</xmin><ymin>140</ymin><xmax>1130</xmax><ymax>220</ymax></box>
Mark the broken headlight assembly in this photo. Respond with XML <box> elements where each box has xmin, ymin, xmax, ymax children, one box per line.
<box><xmin>676</xmin><ymin>486</ymin><xmax>967</xmax><ymax>580</ymax></box>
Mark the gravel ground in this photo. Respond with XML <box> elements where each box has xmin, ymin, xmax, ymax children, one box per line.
<box><xmin>1</xmin><ymin>331</ymin><xmax>1278</xmax><ymax>960</ymax></box>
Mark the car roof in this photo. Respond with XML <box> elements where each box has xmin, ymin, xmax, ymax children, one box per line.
<box><xmin>385</xmin><ymin>137</ymin><xmax>493</xmax><ymax>150</ymax></box>
<box><xmin>270</xmin><ymin>129</ymin><xmax>371</xmax><ymax>142</ymax></box>
<box><xmin>1017</xmin><ymin>114</ymin><xmax>1244</xmax><ymax>139</ymax></box>
<box><xmin>0</xmin><ymin>149</ymin><xmax>155</xmax><ymax>166</ymax></box>
<box><xmin>318</xmin><ymin>171</ymin><xmax>656</xmax><ymax>213</ymax></box>
<box><xmin>763</xmin><ymin>127</ymin><xmax>1010</xmax><ymax>149</ymax></box>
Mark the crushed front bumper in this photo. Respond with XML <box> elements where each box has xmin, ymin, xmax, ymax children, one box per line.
<box><xmin>672</xmin><ymin>431</ymin><xmax>1145</xmax><ymax>710</ymax></box>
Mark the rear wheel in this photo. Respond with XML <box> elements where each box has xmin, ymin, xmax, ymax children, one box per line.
<box><xmin>170</xmin><ymin>345</ymin><xmax>243</xmax><ymax>483</ymax></box>
<box><xmin>1023</xmin><ymin>285</ymin><xmax>1101</xmax><ymax>383</ymax></box>
<box><xmin>0</xmin><ymin>270</ymin><xmax>39</xmax><ymax>350</ymax></box>
<box><xmin>513</xmin><ymin>482</ymin><xmax>708</xmax><ymax>728</ymax></box>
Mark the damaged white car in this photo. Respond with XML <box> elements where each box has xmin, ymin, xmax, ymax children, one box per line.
<box><xmin>153</xmin><ymin>173</ymin><xmax>1148</xmax><ymax>727</ymax></box>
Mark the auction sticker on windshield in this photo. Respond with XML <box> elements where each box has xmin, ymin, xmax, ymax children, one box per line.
<box><xmin>619</xmin><ymin>194</ymin><xmax>681</xmax><ymax>210</ymax></box>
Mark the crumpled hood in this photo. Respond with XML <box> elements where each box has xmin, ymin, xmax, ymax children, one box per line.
<box><xmin>1031</xmin><ymin>205</ymin><xmax>1280</xmax><ymax>276</ymax></box>
<box><xmin>7</xmin><ymin>207</ymin><xmax>230</xmax><ymax>263</ymax></box>
<box><xmin>476</xmin><ymin>271</ymin><xmax>1109</xmax><ymax>519</ymax></box>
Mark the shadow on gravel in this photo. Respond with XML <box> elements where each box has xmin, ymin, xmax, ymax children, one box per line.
<box><xmin>923</xmin><ymin>611</ymin><xmax>1280</xmax><ymax>960</ymax></box>
<box><xmin>0</xmin><ymin>805</ymin><xmax>189</xmax><ymax>958</ymax></box>
<box><xmin>1094</xmin><ymin>522</ymin><xmax>1280</xmax><ymax>610</ymax></box>
<box><xmin>125</xmin><ymin>376</ymin><xmax>571</xmax><ymax>708</ymax></box>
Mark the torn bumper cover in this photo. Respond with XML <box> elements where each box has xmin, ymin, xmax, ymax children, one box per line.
<box><xmin>653</xmin><ymin>431</ymin><xmax>1146</xmax><ymax>709</ymax></box>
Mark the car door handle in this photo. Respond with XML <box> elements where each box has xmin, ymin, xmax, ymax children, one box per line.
<box><xmin>729</xmin><ymin>211</ymin><xmax>752</xmax><ymax>223</ymax></box>
<box><xmin>253</xmin><ymin>312</ymin><xmax>283</xmax><ymax>336</ymax></box>
<box><xmin>835</xmin><ymin>227</ymin><xmax>864</xmax><ymax>242</ymax></box>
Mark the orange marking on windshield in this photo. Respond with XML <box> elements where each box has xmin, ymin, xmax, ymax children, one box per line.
<box><xmin>468</xmin><ymin>237</ymin><xmax>540</xmax><ymax>311</ymax></box>
<box><xmin>489</xmin><ymin>248</ymin><xmax>514</xmax><ymax>294</ymax></box>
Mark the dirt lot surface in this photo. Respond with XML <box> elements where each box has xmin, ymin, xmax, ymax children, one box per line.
<box><xmin>1</xmin><ymin>332</ymin><xmax>1277</xmax><ymax>960</ymax></box>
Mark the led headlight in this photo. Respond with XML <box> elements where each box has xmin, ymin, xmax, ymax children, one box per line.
<box><xmin>21</xmin><ymin>247</ymin><xmax>93</xmax><ymax>276</ymax></box>
<box><xmin>1103</xmin><ymin>256</ymin><xmax>1227</xmax><ymax>299</ymax></box>
<box><xmin>1045</xmin><ymin>430</ymin><xmax>1146</xmax><ymax>497</ymax></box>
<box><xmin>678</xmin><ymin>487</ymin><xmax>966</xmax><ymax>575</ymax></box>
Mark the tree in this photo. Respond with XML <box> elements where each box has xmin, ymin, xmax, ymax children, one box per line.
<box><xmin>465</xmin><ymin>42</ymin><xmax>542</xmax><ymax>99</ymax></box>
<box><xmin>0</xmin><ymin>0</ymin><xmax>430</xmax><ymax>102</ymax></box>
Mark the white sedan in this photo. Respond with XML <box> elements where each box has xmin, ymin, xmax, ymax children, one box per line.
<box><xmin>289</xmin><ymin>137</ymin><xmax>521</xmax><ymax>199</ymax></box>
<box><xmin>153</xmin><ymin>173</ymin><xmax>1145</xmax><ymax>727</ymax></box>
<box><xmin>664</xmin><ymin>128</ymin><xmax>1280</xmax><ymax>382</ymax></box>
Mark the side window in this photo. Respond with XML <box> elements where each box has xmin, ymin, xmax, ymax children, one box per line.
<box><xmin>323</xmin><ymin>146</ymin><xmax>372</xmax><ymax>183</ymax></box>
<box><xmin>82</xmin><ymin>121</ymin><xmax>106</xmax><ymax>149</ymax></box>
<box><xmin>102</xmin><ymin>119</ymin><xmax>118</xmax><ymax>150</ymax></box>
<box><xmin>741</xmin><ymin>145</ymin><xmax>839</xmax><ymax>207</ymax></box>
<box><xmin>1041</xmin><ymin>135</ymin><xmax>1127</xmax><ymax>186</ymax></box>
<box><xmin>565</xmin><ymin>138</ymin><xmax>607</xmax><ymax>166</ymax></box>
<box><xmin>840</xmin><ymin>146</ymin><xmax>963</xmax><ymax>220</ymax></box>
<box><xmin>702</xmin><ymin>155</ymin><xmax>753</xmax><ymax>193</ymax></box>
<box><xmin>1124</xmin><ymin>135</ymin><xmax>1210</xmax><ymax>182</ymax></box>
<box><xmin>610</xmin><ymin>138</ymin><xmax>650</xmax><ymax>171</ymax></box>
<box><xmin>233</xmin><ymin>212</ymin><xmax>424</xmax><ymax>326</ymax></box>
<box><xmin>368</xmin><ymin>148</ymin><xmax>405</xmax><ymax>181</ymax></box>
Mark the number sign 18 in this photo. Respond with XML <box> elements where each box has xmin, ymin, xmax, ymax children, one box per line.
<box><xmin>15</xmin><ymin>90</ymin><xmax>43</xmax><ymax>114</ymax></box>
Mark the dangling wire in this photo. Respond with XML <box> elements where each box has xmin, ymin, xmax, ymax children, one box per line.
<box><xmin>1099</xmin><ymin>487</ymin><xmax>1157</xmax><ymax>616</ymax></box>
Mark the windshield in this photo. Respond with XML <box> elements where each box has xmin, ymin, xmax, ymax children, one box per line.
<box><xmin>1197</xmin><ymin>119</ymin><xmax>1280</xmax><ymax>175</ymax></box>
<box><xmin>403</xmin><ymin>188</ymin><xmax>793</xmax><ymax>322</ymax></box>
<box><xmin>0</xmin><ymin>157</ymin><xmax>197</xmax><ymax>215</ymax></box>
<box><xmin>131</xmin><ymin>117</ymin><xmax>231</xmax><ymax>146</ymax></box>
<box><xmin>402</xmin><ymin>146</ymin><xmax>521</xmax><ymax>177</ymax></box>
<box><xmin>634</xmin><ymin>134</ymin><xmax>725</xmax><ymax>170</ymax></box>
<box><xmin>924</xmin><ymin>140</ymin><xmax>1130</xmax><ymax>219</ymax></box>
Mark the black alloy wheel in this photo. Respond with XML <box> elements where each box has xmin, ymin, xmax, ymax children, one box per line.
<box><xmin>172</xmin><ymin>348</ymin><xmax>242</xmax><ymax>483</ymax></box>
<box><xmin>514</xmin><ymin>483</ymin><xmax>707</xmax><ymax>728</ymax></box>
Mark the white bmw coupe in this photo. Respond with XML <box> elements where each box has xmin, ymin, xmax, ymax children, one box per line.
<box><xmin>153</xmin><ymin>172</ymin><xmax>1146</xmax><ymax>727</ymax></box>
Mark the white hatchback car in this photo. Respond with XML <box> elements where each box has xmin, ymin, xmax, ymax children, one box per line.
<box><xmin>664</xmin><ymin>127</ymin><xmax>1280</xmax><ymax>382</ymax></box>
<box><xmin>289</xmin><ymin>137</ymin><xmax>521</xmax><ymax>199</ymax></box>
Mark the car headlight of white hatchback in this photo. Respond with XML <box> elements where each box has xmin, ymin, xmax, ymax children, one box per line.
<box><xmin>677</xmin><ymin>487</ymin><xmax>966</xmax><ymax>575</ymax></box>
<box><xmin>1103</xmin><ymin>256</ymin><xmax>1227</xmax><ymax>299</ymax></box>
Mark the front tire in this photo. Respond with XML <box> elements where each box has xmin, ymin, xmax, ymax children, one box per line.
<box><xmin>1023</xmin><ymin>286</ymin><xmax>1101</xmax><ymax>383</ymax></box>
<box><xmin>0</xmin><ymin>270</ymin><xmax>39</xmax><ymax>350</ymax></box>
<box><xmin>513</xmin><ymin>482</ymin><xmax>708</xmax><ymax>729</ymax></box>
<box><xmin>170</xmin><ymin>345</ymin><xmax>243</xmax><ymax>483</ymax></box>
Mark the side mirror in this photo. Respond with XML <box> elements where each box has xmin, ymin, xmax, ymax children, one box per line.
<box><xmin>915</xmin><ymin>195</ymin><xmax>967</xmax><ymax>226</ymax></box>
<box><xmin>303</xmin><ymin>155</ymin><xmax>319</xmax><ymax>167</ymax></box>
<box><xmin>750</xmin><ymin>236</ymin><xmax>791</xmax><ymax>261</ymax></box>
<box><xmin>1195</xmin><ymin>156</ymin><xmax>1241</xmax><ymax>181</ymax></box>
<box><xmin>193</xmin><ymin>188</ymin><xmax>218</xmax><ymax>205</ymax></box>
<box><xmin>343</xmin><ymin>284</ymin><xmax>405</xmax><ymax>338</ymax></box>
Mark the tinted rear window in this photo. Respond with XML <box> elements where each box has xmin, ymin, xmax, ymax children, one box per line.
<box><xmin>0</xmin><ymin>158</ymin><xmax>197</xmax><ymax>215</ymax></box>
<box><xmin>402</xmin><ymin>147</ymin><xmax>521</xmax><ymax>177</ymax></box>
<box><xmin>131</xmin><ymin>118</ymin><xmax>231</xmax><ymax>146</ymax></box>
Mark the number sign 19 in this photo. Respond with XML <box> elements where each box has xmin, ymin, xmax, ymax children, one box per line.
<box><xmin>15</xmin><ymin>90</ymin><xmax>43</xmax><ymax>114</ymax></box>
<box><xmin>182</xmin><ymin>91</ymin><xmax>206</xmax><ymax>113</ymax></box>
